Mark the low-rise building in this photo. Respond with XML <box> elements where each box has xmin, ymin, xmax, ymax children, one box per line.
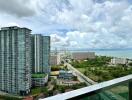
<box><xmin>58</xmin><ymin>70</ymin><xmax>73</xmax><ymax>80</ymax></box>
<box><xmin>72</xmin><ymin>52</ymin><xmax>95</xmax><ymax>60</ymax></box>
<box><xmin>32</xmin><ymin>74</ymin><xmax>48</xmax><ymax>87</ymax></box>
<box><xmin>128</xmin><ymin>60</ymin><xmax>132</xmax><ymax>64</ymax></box>
<box><xmin>57</xmin><ymin>80</ymin><xmax>80</xmax><ymax>86</ymax></box>
<box><xmin>111</xmin><ymin>58</ymin><xmax>127</xmax><ymax>65</ymax></box>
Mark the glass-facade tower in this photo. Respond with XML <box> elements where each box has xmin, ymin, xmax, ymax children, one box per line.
<box><xmin>32</xmin><ymin>34</ymin><xmax>43</xmax><ymax>73</ymax></box>
<box><xmin>32</xmin><ymin>34</ymin><xmax>50</xmax><ymax>74</ymax></box>
<box><xmin>42</xmin><ymin>36</ymin><xmax>50</xmax><ymax>74</ymax></box>
<box><xmin>0</xmin><ymin>26</ymin><xmax>31</xmax><ymax>95</ymax></box>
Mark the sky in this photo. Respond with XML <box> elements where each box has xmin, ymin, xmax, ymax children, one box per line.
<box><xmin>0</xmin><ymin>0</ymin><xmax>132</xmax><ymax>50</ymax></box>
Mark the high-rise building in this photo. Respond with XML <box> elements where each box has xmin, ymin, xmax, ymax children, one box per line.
<box><xmin>42</xmin><ymin>36</ymin><xmax>50</xmax><ymax>74</ymax></box>
<box><xmin>32</xmin><ymin>34</ymin><xmax>43</xmax><ymax>73</ymax></box>
<box><xmin>0</xmin><ymin>26</ymin><xmax>31</xmax><ymax>95</ymax></box>
<box><xmin>32</xmin><ymin>35</ymin><xmax>50</xmax><ymax>74</ymax></box>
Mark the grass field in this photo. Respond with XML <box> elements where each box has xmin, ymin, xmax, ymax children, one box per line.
<box><xmin>76</xmin><ymin>68</ymin><xmax>85</xmax><ymax>73</ymax></box>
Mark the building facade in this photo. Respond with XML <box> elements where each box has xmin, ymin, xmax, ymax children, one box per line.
<box><xmin>32</xmin><ymin>34</ymin><xmax>43</xmax><ymax>73</ymax></box>
<box><xmin>58</xmin><ymin>70</ymin><xmax>73</xmax><ymax>80</ymax></box>
<box><xmin>0</xmin><ymin>26</ymin><xmax>31</xmax><ymax>95</ymax></box>
<box><xmin>50</xmin><ymin>54</ymin><xmax>61</xmax><ymax>66</ymax></box>
<box><xmin>111</xmin><ymin>58</ymin><xmax>127</xmax><ymax>65</ymax></box>
<box><xmin>42</xmin><ymin>36</ymin><xmax>50</xmax><ymax>74</ymax></box>
<box><xmin>32</xmin><ymin>74</ymin><xmax>48</xmax><ymax>87</ymax></box>
<box><xmin>32</xmin><ymin>35</ymin><xmax>50</xmax><ymax>74</ymax></box>
<box><xmin>72</xmin><ymin>52</ymin><xmax>95</xmax><ymax>60</ymax></box>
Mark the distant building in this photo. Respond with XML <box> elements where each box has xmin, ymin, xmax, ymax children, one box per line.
<box><xmin>128</xmin><ymin>60</ymin><xmax>132</xmax><ymax>64</ymax></box>
<box><xmin>32</xmin><ymin>35</ymin><xmax>50</xmax><ymax>74</ymax></box>
<box><xmin>0</xmin><ymin>26</ymin><xmax>31</xmax><ymax>95</ymax></box>
<box><xmin>50</xmin><ymin>54</ymin><xmax>61</xmax><ymax>66</ymax></box>
<box><xmin>58</xmin><ymin>70</ymin><xmax>73</xmax><ymax>80</ymax></box>
<box><xmin>111</xmin><ymin>58</ymin><xmax>127</xmax><ymax>65</ymax></box>
<box><xmin>32</xmin><ymin>74</ymin><xmax>48</xmax><ymax>87</ymax></box>
<box><xmin>72</xmin><ymin>52</ymin><xmax>95</xmax><ymax>60</ymax></box>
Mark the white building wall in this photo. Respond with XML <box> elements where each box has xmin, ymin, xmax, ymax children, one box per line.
<box><xmin>111</xmin><ymin>58</ymin><xmax>127</xmax><ymax>64</ymax></box>
<box><xmin>50</xmin><ymin>54</ymin><xmax>61</xmax><ymax>66</ymax></box>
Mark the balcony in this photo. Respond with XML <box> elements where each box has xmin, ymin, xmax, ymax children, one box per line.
<box><xmin>41</xmin><ymin>74</ymin><xmax>132</xmax><ymax>100</ymax></box>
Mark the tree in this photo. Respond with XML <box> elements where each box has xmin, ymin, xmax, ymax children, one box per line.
<box><xmin>129</xmin><ymin>63</ymin><xmax>132</xmax><ymax>66</ymax></box>
<box><xmin>41</xmin><ymin>87</ymin><xmax>48</xmax><ymax>93</ymax></box>
<box><xmin>73</xmin><ymin>76</ymin><xmax>78</xmax><ymax>81</ymax></box>
<box><xmin>84</xmin><ymin>70</ymin><xmax>87</xmax><ymax>76</ymax></box>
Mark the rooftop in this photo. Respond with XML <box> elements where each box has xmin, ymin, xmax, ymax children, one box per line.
<box><xmin>0</xmin><ymin>26</ymin><xmax>31</xmax><ymax>31</ymax></box>
<box><xmin>32</xmin><ymin>74</ymin><xmax>47</xmax><ymax>78</ymax></box>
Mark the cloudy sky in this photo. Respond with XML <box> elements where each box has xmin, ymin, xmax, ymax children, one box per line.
<box><xmin>0</xmin><ymin>0</ymin><xmax>132</xmax><ymax>50</ymax></box>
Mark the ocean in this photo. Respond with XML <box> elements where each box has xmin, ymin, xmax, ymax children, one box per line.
<box><xmin>95</xmin><ymin>50</ymin><xmax>132</xmax><ymax>59</ymax></box>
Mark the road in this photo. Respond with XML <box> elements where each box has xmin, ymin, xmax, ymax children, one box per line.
<box><xmin>64</xmin><ymin>63</ymin><xmax>96</xmax><ymax>85</ymax></box>
<box><xmin>65</xmin><ymin>62</ymin><xmax>126</xmax><ymax>100</ymax></box>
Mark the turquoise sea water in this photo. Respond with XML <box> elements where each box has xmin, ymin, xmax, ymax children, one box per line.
<box><xmin>94</xmin><ymin>50</ymin><xmax>132</xmax><ymax>59</ymax></box>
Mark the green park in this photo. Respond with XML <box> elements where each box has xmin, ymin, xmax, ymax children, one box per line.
<box><xmin>71</xmin><ymin>56</ymin><xmax>132</xmax><ymax>82</ymax></box>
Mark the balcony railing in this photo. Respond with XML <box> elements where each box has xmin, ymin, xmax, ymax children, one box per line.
<box><xmin>40</xmin><ymin>74</ymin><xmax>132</xmax><ymax>100</ymax></box>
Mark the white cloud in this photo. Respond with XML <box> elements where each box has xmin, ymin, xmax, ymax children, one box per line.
<box><xmin>50</xmin><ymin>34</ymin><xmax>70</xmax><ymax>48</ymax></box>
<box><xmin>50</xmin><ymin>0</ymin><xmax>132</xmax><ymax>49</ymax></box>
<box><xmin>0</xmin><ymin>0</ymin><xmax>132</xmax><ymax>49</ymax></box>
<box><xmin>0</xmin><ymin>0</ymin><xmax>37</xmax><ymax>17</ymax></box>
